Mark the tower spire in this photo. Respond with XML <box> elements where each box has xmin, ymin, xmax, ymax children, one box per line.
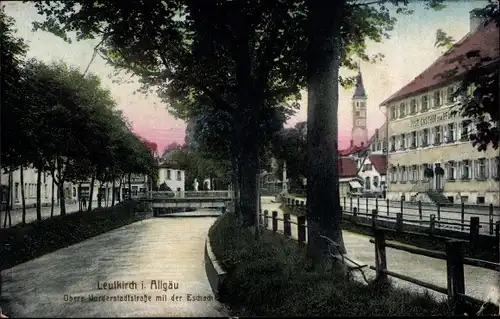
<box><xmin>353</xmin><ymin>63</ymin><xmax>367</xmax><ymax>99</ymax></box>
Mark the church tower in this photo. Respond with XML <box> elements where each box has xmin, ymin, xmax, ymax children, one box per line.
<box><xmin>351</xmin><ymin>65</ymin><xmax>368</xmax><ymax>146</ymax></box>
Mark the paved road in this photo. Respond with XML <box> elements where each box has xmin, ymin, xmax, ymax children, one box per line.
<box><xmin>261</xmin><ymin>197</ymin><xmax>499</xmax><ymax>302</ymax></box>
<box><xmin>288</xmin><ymin>196</ymin><xmax>500</xmax><ymax>235</ymax></box>
<box><xmin>1</xmin><ymin>216</ymin><xmax>228</xmax><ymax>317</ymax></box>
<box><xmin>1</xmin><ymin>201</ymin><xmax>119</xmax><ymax>228</ymax></box>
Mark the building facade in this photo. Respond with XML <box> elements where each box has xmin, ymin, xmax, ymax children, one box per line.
<box><xmin>0</xmin><ymin>167</ymin><xmax>58</xmax><ymax>209</ymax></box>
<box><xmin>380</xmin><ymin>14</ymin><xmax>499</xmax><ymax>205</ymax></box>
<box><xmin>357</xmin><ymin>155</ymin><xmax>387</xmax><ymax>195</ymax></box>
<box><xmin>158</xmin><ymin>162</ymin><xmax>185</xmax><ymax>193</ymax></box>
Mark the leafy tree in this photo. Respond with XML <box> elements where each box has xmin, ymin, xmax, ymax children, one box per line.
<box><xmin>434</xmin><ymin>28</ymin><xmax>456</xmax><ymax>52</ymax></box>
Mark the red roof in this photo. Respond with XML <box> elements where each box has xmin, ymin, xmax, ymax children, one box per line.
<box><xmin>339</xmin><ymin>158</ymin><xmax>358</xmax><ymax>178</ymax></box>
<box><xmin>368</xmin><ymin>155</ymin><xmax>387</xmax><ymax>175</ymax></box>
<box><xmin>381</xmin><ymin>22</ymin><xmax>499</xmax><ymax>105</ymax></box>
<box><xmin>338</xmin><ymin>144</ymin><xmax>366</xmax><ymax>156</ymax></box>
<box><xmin>158</xmin><ymin>161</ymin><xmax>184</xmax><ymax>170</ymax></box>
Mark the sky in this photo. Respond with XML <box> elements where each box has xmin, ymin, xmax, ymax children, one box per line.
<box><xmin>3</xmin><ymin>1</ymin><xmax>487</xmax><ymax>152</ymax></box>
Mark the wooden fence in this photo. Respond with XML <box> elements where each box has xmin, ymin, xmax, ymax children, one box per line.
<box><xmin>258</xmin><ymin>208</ymin><xmax>500</xmax><ymax>315</ymax></box>
<box><xmin>281</xmin><ymin>195</ymin><xmax>500</xmax><ymax>236</ymax></box>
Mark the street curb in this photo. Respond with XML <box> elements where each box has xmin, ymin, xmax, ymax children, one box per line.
<box><xmin>204</xmin><ymin>216</ymin><xmax>227</xmax><ymax>300</ymax></box>
<box><xmin>159</xmin><ymin>214</ymin><xmax>221</xmax><ymax>218</ymax></box>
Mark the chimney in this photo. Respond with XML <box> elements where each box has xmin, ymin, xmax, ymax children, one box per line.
<box><xmin>350</xmin><ymin>139</ymin><xmax>354</xmax><ymax>147</ymax></box>
<box><xmin>469</xmin><ymin>9</ymin><xmax>484</xmax><ymax>32</ymax></box>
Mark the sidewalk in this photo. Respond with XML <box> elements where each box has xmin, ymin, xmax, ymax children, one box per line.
<box><xmin>1</xmin><ymin>200</ymin><xmax>119</xmax><ymax>228</ymax></box>
<box><xmin>260</xmin><ymin>197</ymin><xmax>498</xmax><ymax>302</ymax></box>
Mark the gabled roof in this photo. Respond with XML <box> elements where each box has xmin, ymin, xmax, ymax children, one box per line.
<box><xmin>339</xmin><ymin>158</ymin><xmax>358</xmax><ymax>178</ymax></box>
<box><xmin>353</xmin><ymin>71</ymin><xmax>367</xmax><ymax>99</ymax></box>
<box><xmin>380</xmin><ymin>22</ymin><xmax>499</xmax><ymax>106</ymax></box>
<box><xmin>158</xmin><ymin>161</ymin><xmax>185</xmax><ymax>170</ymax></box>
<box><xmin>368</xmin><ymin>155</ymin><xmax>387</xmax><ymax>175</ymax></box>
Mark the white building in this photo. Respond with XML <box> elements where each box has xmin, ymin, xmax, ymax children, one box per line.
<box><xmin>357</xmin><ymin>154</ymin><xmax>387</xmax><ymax>195</ymax></box>
<box><xmin>157</xmin><ymin>161</ymin><xmax>185</xmax><ymax>193</ymax></box>
<box><xmin>0</xmin><ymin>167</ymin><xmax>59</xmax><ymax>209</ymax></box>
<box><xmin>380</xmin><ymin>11</ymin><xmax>499</xmax><ymax>205</ymax></box>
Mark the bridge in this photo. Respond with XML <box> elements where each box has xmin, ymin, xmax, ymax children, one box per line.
<box><xmin>136</xmin><ymin>191</ymin><xmax>234</xmax><ymax>216</ymax></box>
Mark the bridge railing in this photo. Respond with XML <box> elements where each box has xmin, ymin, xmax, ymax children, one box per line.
<box><xmin>147</xmin><ymin>190</ymin><xmax>233</xmax><ymax>199</ymax></box>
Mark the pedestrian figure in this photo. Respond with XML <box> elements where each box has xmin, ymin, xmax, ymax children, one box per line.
<box><xmin>82</xmin><ymin>196</ymin><xmax>87</xmax><ymax>209</ymax></box>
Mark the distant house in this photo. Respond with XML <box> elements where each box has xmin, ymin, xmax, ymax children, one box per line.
<box><xmin>358</xmin><ymin>155</ymin><xmax>388</xmax><ymax>194</ymax></box>
<box><xmin>157</xmin><ymin>161</ymin><xmax>185</xmax><ymax>194</ymax></box>
<box><xmin>338</xmin><ymin>157</ymin><xmax>364</xmax><ymax>198</ymax></box>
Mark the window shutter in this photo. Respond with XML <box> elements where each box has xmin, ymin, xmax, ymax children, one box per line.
<box><xmin>473</xmin><ymin>160</ymin><xmax>478</xmax><ymax>179</ymax></box>
<box><xmin>458</xmin><ymin>162</ymin><xmax>462</xmax><ymax>179</ymax></box>
<box><xmin>492</xmin><ymin>158</ymin><xmax>497</xmax><ymax>178</ymax></box>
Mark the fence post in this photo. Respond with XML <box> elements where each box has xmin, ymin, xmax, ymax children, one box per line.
<box><xmin>445</xmin><ymin>240</ymin><xmax>465</xmax><ymax>315</ymax></box>
<box><xmin>372</xmin><ymin>209</ymin><xmax>378</xmax><ymax>230</ymax></box>
<box><xmin>400</xmin><ymin>198</ymin><xmax>403</xmax><ymax>214</ymax></box>
<box><xmin>461</xmin><ymin>202</ymin><xmax>465</xmax><ymax>231</ymax></box>
<box><xmin>263</xmin><ymin>210</ymin><xmax>269</xmax><ymax>229</ymax></box>
<box><xmin>283</xmin><ymin>213</ymin><xmax>291</xmax><ymax>237</ymax></box>
<box><xmin>418</xmin><ymin>200</ymin><xmax>422</xmax><ymax>220</ymax></box>
<box><xmin>350</xmin><ymin>196</ymin><xmax>353</xmax><ymax>211</ymax></box>
<box><xmin>489</xmin><ymin>203</ymin><xmax>494</xmax><ymax>235</ymax></box>
<box><xmin>343</xmin><ymin>197</ymin><xmax>346</xmax><ymax>212</ymax></box>
<box><xmin>386</xmin><ymin>198</ymin><xmax>390</xmax><ymax>216</ymax></box>
<box><xmin>396</xmin><ymin>213</ymin><xmax>403</xmax><ymax>232</ymax></box>
<box><xmin>375</xmin><ymin>197</ymin><xmax>379</xmax><ymax>212</ymax></box>
<box><xmin>365</xmin><ymin>197</ymin><xmax>369</xmax><ymax>214</ymax></box>
<box><xmin>374</xmin><ymin>229</ymin><xmax>388</xmax><ymax>282</ymax></box>
<box><xmin>429</xmin><ymin>214</ymin><xmax>436</xmax><ymax>236</ymax></box>
<box><xmin>437</xmin><ymin>202</ymin><xmax>441</xmax><ymax>221</ymax></box>
<box><xmin>469</xmin><ymin>217</ymin><xmax>480</xmax><ymax>244</ymax></box>
<box><xmin>353</xmin><ymin>206</ymin><xmax>358</xmax><ymax>217</ymax></box>
<box><xmin>357</xmin><ymin>196</ymin><xmax>360</xmax><ymax>212</ymax></box>
<box><xmin>297</xmin><ymin>216</ymin><xmax>306</xmax><ymax>245</ymax></box>
<box><xmin>272</xmin><ymin>210</ymin><xmax>278</xmax><ymax>232</ymax></box>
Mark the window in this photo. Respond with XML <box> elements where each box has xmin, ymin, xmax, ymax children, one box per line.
<box><xmin>45</xmin><ymin>184</ymin><xmax>48</xmax><ymax>199</ymax></box>
<box><xmin>73</xmin><ymin>187</ymin><xmax>76</xmax><ymax>197</ymax></box>
<box><xmin>177</xmin><ymin>187</ymin><xmax>181</xmax><ymax>192</ymax></box>
<box><xmin>433</xmin><ymin>90</ymin><xmax>442</xmax><ymax>108</ymax></box>
<box><xmin>446</xmin><ymin>161</ymin><xmax>456</xmax><ymax>180</ymax></box>
<box><xmin>176</xmin><ymin>170</ymin><xmax>182</xmax><ymax>181</ymax></box>
<box><xmin>390</xmin><ymin>136</ymin><xmax>396</xmax><ymax>152</ymax></box>
<box><xmin>410</xmin><ymin>131</ymin><xmax>417</xmax><ymax>148</ymax></box>
<box><xmin>377</xmin><ymin>142</ymin><xmax>382</xmax><ymax>151</ymax></box>
<box><xmin>461</xmin><ymin>196</ymin><xmax>469</xmax><ymax>204</ymax></box>
<box><xmin>460</xmin><ymin>160</ymin><xmax>471</xmax><ymax>180</ymax></box>
<box><xmin>492</xmin><ymin>157</ymin><xmax>500</xmax><ymax>179</ymax></box>
<box><xmin>421</xmin><ymin>95</ymin><xmax>429</xmax><ymax>111</ymax></box>
<box><xmin>371</xmin><ymin>143</ymin><xmax>376</xmax><ymax>151</ymax></box>
<box><xmin>421</xmin><ymin>129</ymin><xmax>429</xmax><ymax>147</ymax></box>
<box><xmin>421</xmin><ymin>163</ymin><xmax>428</xmax><ymax>180</ymax></box>
<box><xmin>412</xmin><ymin>165</ymin><xmax>419</xmax><ymax>182</ymax></box>
<box><xmin>167</xmin><ymin>169</ymin><xmax>171</xmax><ymax>180</ymax></box>
<box><xmin>477</xmin><ymin>196</ymin><xmax>485</xmax><ymax>204</ymax></box>
<box><xmin>447</xmin><ymin>123</ymin><xmax>455</xmax><ymax>143</ymax></box>
<box><xmin>390</xmin><ymin>106</ymin><xmax>397</xmax><ymax>119</ymax></box>
<box><xmin>433</xmin><ymin>126</ymin><xmax>442</xmax><ymax>145</ymax></box>
<box><xmin>390</xmin><ymin>166</ymin><xmax>397</xmax><ymax>183</ymax></box>
<box><xmin>363</xmin><ymin>164</ymin><xmax>372</xmax><ymax>171</ymax></box>
<box><xmin>365</xmin><ymin>177</ymin><xmax>371</xmax><ymax>190</ymax></box>
<box><xmin>373</xmin><ymin>176</ymin><xmax>379</xmax><ymax>187</ymax></box>
<box><xmin>399</xmin><ymin>102</ymin><xmax>406</xmax><ymax>118</ymax></box>
<box><xmin>446</xmin><ymin>86</ymin><xmax>455</xmax><ymax>104</ymax></box>
<box><xmin>475</xmin><ymin>158</ymin><xmax>488</xmax><ymax>180</ymax></box>
<box><xmin>461</xmin><ymin>121</ymin><xmax>469</xmax><ymax>140</ymax></box>
<box><xmin>14</xmin><ymin>183</ymin><xmax>19</xmax><ymax>202</ymax></box>
<box><xmin>43</xmin><ymin>173</ymin><xmax>46</xmax><ymax>184</ymax></box>
<box><xmin>401</xmin><ymin>166</ymin><xmax>407</xmax><ymax>183</ymax></box>
<box><xmin>410</xmin><ymin>99</ymin><xmax>417</xmax><ymax>114</ymax></box>
<box><xmin>356</xmin><ymin>111</ymin><xmax>360</xmax><ymax>116</ymax></box>
<box><xmin>399</xmin><ymin>133</ymin><xmax>405</xmax><ymax>150</ymax></box>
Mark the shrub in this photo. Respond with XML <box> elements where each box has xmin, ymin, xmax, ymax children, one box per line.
<box><xmin>0</xmin><ymin>200</ymin><xmax>150</xmax><ymax>270</ymax></box>
<box><xmin>209</xmin><ymin>212</ymin><xmax>451</xmax><ymax>316</ymax></box>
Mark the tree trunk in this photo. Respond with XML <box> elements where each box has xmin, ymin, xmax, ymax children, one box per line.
<box><xmin>3</xmin><ymin>170</ymin><xmax>13</xmax><ymax>228</ymax></box>
<box><xmin>56</xmin><ymin>160</ymin><xmax>66</xmax><ymax>216</ymax></box>
<box><xmin>306</xmin><ymin>0</ymin><xmax>347</xmax><ymax>259</ymax></box>
<box><xmin>20</xmin><ymin>165</ymin><xmax>27</xmax><ymax>225</ymax></box>
<box><xmin>36</xmin><ymin>167</ymin><xmax>42</xmax><ymax>221</ymax></box>
<box><xmin>230</xmin><ymin>154</ymin><xmax>241</xmax><ymax>215</ymax></box>
<box><xmin>59</xmin><ymin>183</ymin><xmax>66</xmax><ymax>215</ymax></box>
<box><xmin>88</xmin><ymin>173</ymin><xmax>95</xmax><ymax>211</ymax></box>
<box><xmin>118</xmin><ymin>177</ymin><xmax>123</xmax><ymax>201</ymax></box>
<box><xmin>50</xmin><ymin>171</ymin><xmax>55</xmax><ymax>217</ymax></box>
<box><xmin>111</xmin><ymin>180</ymin><xmax>116</xmax><ymax>207</ymax></box>
<box><xmin>128</xmin><ymin>172</ymin><xmax>132</xmax><ymax>200</ymax></box>
<box><xmin>238</xmin><ymin>149</ymin><xmax>260</xmax><ymax>228</ymax></box>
